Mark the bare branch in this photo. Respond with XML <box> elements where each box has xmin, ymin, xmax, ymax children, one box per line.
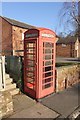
<box><xmin>58</xmin><ymin>1</ymin><xmax>79</xmax><ymax>36</ymax></box>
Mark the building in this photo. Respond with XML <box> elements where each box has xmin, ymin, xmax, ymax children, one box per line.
<box><xmin>56</xmin><ymin>36</ymin><xmax>80</xmax><ymax>58</ymax></box>
<box><xmin>0</xmin><ymin>16</ymin><xmax>35</xmax><ymax>56</ymax></box>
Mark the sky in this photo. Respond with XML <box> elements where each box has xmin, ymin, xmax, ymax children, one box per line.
<box><xmin>1</xmin><ymin>2</ymin><xmax>64</xmax><ymax>35</ymax></box>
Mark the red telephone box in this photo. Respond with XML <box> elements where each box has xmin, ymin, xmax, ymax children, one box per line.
<box><xmin>24</xmin><ymin>28</ymin><xmax>56</xmax><ymax>100</ymax></box>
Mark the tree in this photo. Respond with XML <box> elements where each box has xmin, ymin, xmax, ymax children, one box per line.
<box><xmin>59</xmin><ymin>1</ymin><xmax>80</xmax><ymax>38</ymax></box>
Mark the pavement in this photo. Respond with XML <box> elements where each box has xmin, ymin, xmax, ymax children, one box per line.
<box><xmin>7</xmin><ymin>94</ymin><xmax>59</xmax><ymax>118</ymax></box>
<box><xmin>4</xmin><ymin>82</ymin><xmax>80</xmax><ymax>119</ymax></box>
<box><xmin>41</xmin><ymin>83</ymin><xmax>80</xmax><ymax>118</ymax></box>
<box><xmin>3</xmin><ymin>57</ymin><xmax>80</xmax><ymax>119</ymax></box>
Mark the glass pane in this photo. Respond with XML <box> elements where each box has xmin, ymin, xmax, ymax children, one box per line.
<box><xmin>42</xmin><ymin>83</ymin><xmax>52</xmax><ymax>89</ymax></box>
<box><xmin>27</xmin><ymin>54</ymin><xmax>34</xmax><ymax>59</ymax></box>
<box><xmin>45</xmin><ymin>77</ymin><xmax>52</xmax><ymax>83</ymax></box>
<box><xmin>42</xmin><ymin>77</ymin><xmax>52</xmax><ymax>84</ymax></box>
<box><xmin>44</xmin><ymin>72</ymin><xmax>52</xmax><ymax>77</ymax></box>
<box><xmin>45</xmin><ymin>55</ymin><xmax>51</xmax><ymax>60</ymax></box>
<box><xmin>44</xmin><ymin>66</ymin><xmax>52</xmax><ymax>72</ymax></box>
<box><xmin>45</xmin><ymin>42</ymin><xmax>53</xmax><ymax>48</ymax></box>
<box><xmin>45</xmin><ymin>61</ymin><xmax>52</xmax><ymax>66</ymax></box>
<box><xmin>43</xmin><ymin>42</ymin><xmax>45</xmax><ymax>47</ymax></box>
<box><xmin>27</xmin><ymin>43</ymin><xmax>34</xmax><ymax>47</ymax></box>
<box><xmin>27</xmin><ymin>48</ymin><xmax>34</xmax><ymax>53</ymax></box>
<box><xmin>27</xmin><ymin>77</ymin><xmax>34</xmax><ymax>83</ymax></box>
<box><xmin>44</xmin><ymin>49</ymin><xmax>52</xmax><ymax>54</ymax></box>
<box><xmin>27</xmin><ymin>72</ymin><xmax>34</xmax><ymax>77</ymax></box>
<box><xmin>27</xmin><ymin>64</ymin><xmax>34</xmax><ymax>67</ymax></box>
<box><xmin>45</xmin><ymin>83</ymin><xmax>51</xmax><ymax>88</ymax></box>
<box><xmin>27</xmin><ymin>66</ymin><xmax>34</xmax><ymax>71</ymax></box>
<box><xmin>27</xmin><ymin>60</ymin><xmax>35</xmax><ymax>66</ymax></box>
<box><xmin>27</xmin><ymin>70</ymin><xmax>33</xmax><ymax>73</ymax></box>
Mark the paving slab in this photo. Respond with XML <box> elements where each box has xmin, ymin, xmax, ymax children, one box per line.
<box><xmin>12</xmin><ymin>94</ymin><xmax>36</xmax><ymax>113</ymax></box>
<box><xmin>8</xmin><ymin>103</ymin><xmax>59</xmax><ymax>118</ymax></box>
<box><xmin>41</xmin><ymin>83</ymin><xmax>80</xmax><ymax>118</ymax></box>
<box><xmin>6</xmin><ymin>94</ymin><xmax>59</xmax><ymax>118</ymax></box>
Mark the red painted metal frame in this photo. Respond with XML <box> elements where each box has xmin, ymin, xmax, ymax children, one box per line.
<box><xmin>24</xmin><ymin>28</ymin><xmax>56</xmax><ymax>99</ymax></box>
<box><xmin>24</xmin><ymin>39</ymin><xmax>37</xmax><ymax>98</ymax></box>
<box><xmin>38</xmin><ymin>38</ymin><xmax>56</xmax><ymax>99</ymax></box>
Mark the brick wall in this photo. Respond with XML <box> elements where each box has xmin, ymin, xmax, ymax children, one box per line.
<box><xmin>0</xmin><ymin>17</ymin><xmax>2</xmax><ymax>55</ymax></box>
<box><xmin>56</xmin><ymin>64</ymin><xmax>80</xmax><ymax>92</ymax></box>
<box><xmin>12</xmin><ymin>26</ymin><xmax>27</xmax><ymax>56</ymax></box>
<box><xmin>0</xmin><ymin>17</ymin><xmax>28</xmax><ymax>56</ymax></box>
<box><xmin>0</xmin><ymin>17</ymin><xmax>12</xmax><ymax>55</ymax></box>
<box><xmin>56</xmin><ymin>43</ymin><xmax>76</xmax><ymax>57</ymax></box>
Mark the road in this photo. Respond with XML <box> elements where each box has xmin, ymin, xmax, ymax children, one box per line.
<box><xmin>56</xmin><ymin>57</ymin><xmax>80</xmax><ymax>63</ymax></box>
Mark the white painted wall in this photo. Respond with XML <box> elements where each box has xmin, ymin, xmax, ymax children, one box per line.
<box><xmin>75</xmin><ymin>38</ymin><xmax>80</xmax><ymax>58</ymax></box>
<box><xmin>0</xmin><ymin>56</ymin><xmax>5</xmax><ymax>90</ymax></box>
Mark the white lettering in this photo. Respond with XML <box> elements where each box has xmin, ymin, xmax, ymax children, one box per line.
<box><xmin>42</xmin><ymin>33</ymin><xmax>54</xmax><ymax>38</ymax></box>
<box><xmin>26</xmin><ymin>33</ymin><xmax>38</xmax><ymax>38</ymax></box>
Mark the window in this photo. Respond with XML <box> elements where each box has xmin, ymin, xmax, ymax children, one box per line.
<box><xmin>62</xmin><ymin>44</ymin><xmax>66</xmax><ymax>47</ymax></box>
<box><xmin>22</xmin><ymin>33</ymin><xmax>24</xmax><ymax>40</ymax></box>
<box><xmin>42</xmin><ymin>42</ymin><xmax>53</xmax><ymax>90</ymax></box>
